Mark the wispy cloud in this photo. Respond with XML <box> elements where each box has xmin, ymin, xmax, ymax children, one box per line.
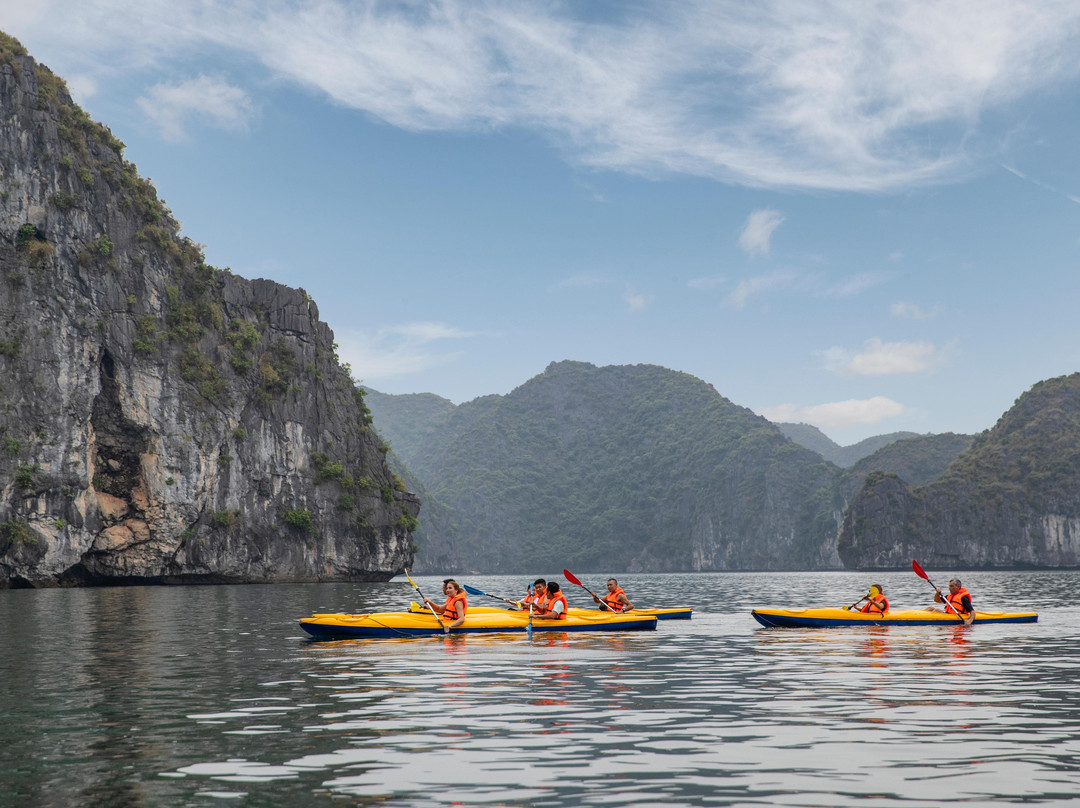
<box><xmin>725</xmin><ymin>269</ymin><xmax>803</xmax><ymax>309</ymax></box>
<box><xmin>821</xmin><ymin>337</ymin><xmax>942</xmax><ymax>376</ymax></box>
<box><xmin>335</xmin><ymin>321</ymin><xmax>479</xmax><ymax>383</ymax></box>
<box><xmin>891</xmin><ymin>300</ymin><xmax>940</xmax><ymax>320</ymax></box>
<box><xmin>1003</xmin><ymin>163</ymin><xmax>1080</xmax><ymax>204</ymax></box>
<box><xmin>759</xmin><ymin>397</ymin><xmax>906</xmax><ymax>430</ymax></box>
<box><xmin>136</xmin><ymin>76</ymin><xmax>254</xmax><ymax>142</ymax></box>
<box><xmin>14</xmin><ymin>1</ymin><xmax>1080</xmax><ymax>189</ymax></box>
<box><xmin>822</xmin><ymin>271</ymin><xmax>892</xmax><ymax>298</ymax></box>
<box><xmin>738</xmin><ymin>209</ymin><xmax>785</xmax><ymax>257</ymax></box>
<box><xmin>623</xmin><ymin>286</ymin><xmax>652</xmax><ymax>311</ymax></box>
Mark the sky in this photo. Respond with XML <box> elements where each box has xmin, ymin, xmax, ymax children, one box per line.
<box><xmin>5</xmin><ymin>0</ymin><xmax>1080</xmax><ymax>445</ymax></box>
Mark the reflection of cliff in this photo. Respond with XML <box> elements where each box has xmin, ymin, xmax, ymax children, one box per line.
<box><xmin>0</xmin><ymin>34</ymin><xmax>416</xmax><ymax>586</ymax></box>
<box><xmin>840</xmin><ymin>375</ymin><xmax>1080</xmax><ymax>569</ymax></box>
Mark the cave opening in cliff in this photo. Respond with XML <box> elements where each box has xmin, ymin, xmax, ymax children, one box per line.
<box><xmin>90</xmin><ymin>348</ymin><xmax>149</xmax><ymax>502</ymax></box>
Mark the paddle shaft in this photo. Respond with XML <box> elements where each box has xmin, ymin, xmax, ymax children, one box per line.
<box><xmin>463</xmin><ymin>583</ymin><xmax>521</xmax><ymax>608</ymax></box>
<box><xmin>912</xmin><ymin>560</ymin><xmax>972</xmax><ymax>625</ymax></box>
<box><xmin>563</xmin><ymin>568</ymin><xmax>614</xmax><ymax>611</ymax></box>
<box><xmin>405</xmin><ymin>569</ymin><xmax>446</xmax><ymax>631</ymax></box>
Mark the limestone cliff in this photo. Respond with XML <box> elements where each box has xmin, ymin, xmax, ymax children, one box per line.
<box><xmin>838</xmin><ymin>374</ymin><xmax>1080</xmax><ymax>569</ymax></box>
<box><xmin>0</xmin><ymin>35</ymin><xmax>418</xmax><ymax>587</ymax></box>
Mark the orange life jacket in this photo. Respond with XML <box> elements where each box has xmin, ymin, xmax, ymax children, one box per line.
<box><xmin>602</xmin><ymin>586</ymin><xmax>629</xmax><ymax>612</ymax></box>
<box><xmin>443</xmin><ymin>591</ymin><xmax>467</xmax><ymax>621</ymax></box>
<box><xmin>541</xmin><ymin>591</ymin><xmax>568</xmax><ymax>619</ymax></box>
<box><xmin>860</xmin><ymin>594</ymin><xmax>889</xmax><ymax>614</ymax></box>
<box><xmin>946</xmin><ymin>587</ymin><xmax>972</xmax><ymax>615</ymax></box>
<box><xmin>526</xmin><ymin>591</ymin><xmax>548</xmax><ymax>611</ymax></box>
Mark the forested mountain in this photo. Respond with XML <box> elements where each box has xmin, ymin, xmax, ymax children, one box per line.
<box><xmin>845</xmin><ymin>433</ymin><xmax>973</xmax><ymax>490</ymax></box>
<box><xmin>839</xmin><ymin>374</ymin><xmax>1080</xmax><ymax>569</ymax></box>
<box><xmin>777</xmin><ymin>423</ymin><xmax>921</xmax><ymax>467</ymax></box>
<box><xmin>366</xmin><ymin>361</ymin><xmax>841</xmax><ymax>573</ymax></box>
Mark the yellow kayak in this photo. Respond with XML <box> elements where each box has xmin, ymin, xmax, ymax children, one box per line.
<box><xmin>301</xmin><ymin>608</ymin><xmax>657</xmax><ymax>638</ymax></box>
<box><xmin>408</xmin><ymin>603</ymin><xmax>691</xmax><ymax>620</ymax></box>
<box><xmin>751</xmin><ymin>607</ymin><xmax>1038</xmax><ymax>627</ymax></box>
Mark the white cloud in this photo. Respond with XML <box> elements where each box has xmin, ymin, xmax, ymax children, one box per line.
<box><xmin>725</xmin><ymin>269</ymin><xmax>804</xmax><ymax>309</ymax></box>
<box><xmin>624</xmin><ymin>286</ymin><xmax>652</xmax><ymax>311</ymax></box>
<box><xmin>136</xmin><ymin>76</ymin><xmax>254</xmax><ymax>142</ymax></box>
<box><xmin>822</xmin><ymin>337</ymin><xmax>941</xmax><ymax>376</ymax></box>
<box><xmin>335</xmin><ymin>321</ymin><xmax>478</xmax><ymax>383</ymax></box>
<box><xmin>891</xmin><ymin>300</ymin><xmax>940</xmax><ymax>319</ymax></box>
<box><xmin>13</xmin><ymin>1</ymin><xmax>1080</xmax><ymax>191</ymax></box>
<box><xmin>738</xmin><ymin>209</ymin><xmax>784</xmax><ymax>256</ymax></box>
<box><xmin>759</xmin><ymin>397</ymin><xmax>906</xmax><ymax>430</ymax></box>
<box><xmin>822</xmin><ymin>271</ymin><xmax>891</xmax><ymax>298</ymax></box>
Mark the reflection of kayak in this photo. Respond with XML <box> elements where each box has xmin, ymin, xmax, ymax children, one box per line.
<box><xmin>751</xmin><ymin>607</ymin><xmax>1038</xmax><ymax>628</ymax></box>
<box><xmin>407</xmin><ymin>603</ymin><xmax>691</xmax><ymax>620</ymax></box>
<box><xmin>300</xmin><ymin>609</ymin><xmax>658</xmax><ymax>639</ymax></box>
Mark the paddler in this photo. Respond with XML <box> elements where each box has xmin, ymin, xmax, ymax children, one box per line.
<box><xmin>537</xmin><ymin>580</ymin><xmax>568</xmax><ymax>619</ymax></box>
<box><xmin>423</xmin><ymin>579</ymin><xmax>468</xmax><ymax>633</ymax></box>
<box><xmin>930</xmin><ymin>578</ymin><xmax>973</xmax><ymax>618</ymax></box>
<box><xmin>593</xmin><ymin>577</ymin><xmax>634</xmax><ymax>612</ymax></box>
<box><xmin>521</xmin><ymin>579</ymin><xmax>547</xmax><ymax>611</ymax></box>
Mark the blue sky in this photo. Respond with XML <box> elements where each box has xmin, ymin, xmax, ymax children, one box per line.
<box><xmin>7</xmin><ymin>1</ymin><xmax>1080</xmax><ymax>444</ymax></box>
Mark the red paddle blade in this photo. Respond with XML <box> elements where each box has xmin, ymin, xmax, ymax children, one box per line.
<box><xmin>563</xmin><ymin>568</ymin><xmax>582</xmax><ymax>586</ymax></box>
<box><xmin>912</xmin><ymin>559</ymin><xmax>929</xmax><ymax>580</ymax></box>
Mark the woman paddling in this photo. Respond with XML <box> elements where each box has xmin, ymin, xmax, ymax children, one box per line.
<box><xmin>424</xmin><ymin>579</ymin><xmax>468</xmax><ymax>634</ymax></box>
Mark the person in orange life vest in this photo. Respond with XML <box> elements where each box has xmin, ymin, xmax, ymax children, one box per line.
<box><xmin>538</xmin><ymin>580</ymin><xmax>568</xmax><ymax>619</ymax></box>
<box><xmin>424</xmin><ymin>579</ymin><xmax>468</xmax><ymax>633</ymax></box>
<box><xmin>521</xmin><ymin>579</ymin><xmax>547</xmax><ymax>611</ymax></box>
<box><xmin>593</xmin><ymin>578</ymin><xmax>633</xmax><ymax>612</ymax></box>
<box><xmin>859</xmin><ymin>584</ymin><xmax>889</xmax><ymax>615</ymax></box>
<box><xmin>932</xmin><ymin>578</ymin><xmax>973</xmax><ymax>616</ymax></box>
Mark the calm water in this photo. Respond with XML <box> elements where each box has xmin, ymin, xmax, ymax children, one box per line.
<box><xmin>2</xmin><ymin>571</ymin><xmax>1080</xmax><ymax>807</ymax></box>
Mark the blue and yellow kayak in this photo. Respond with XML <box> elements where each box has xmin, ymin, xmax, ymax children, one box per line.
<box><xmin>408</xmin><ymin>603</ymin><xmax>691</xmax><ymax>620</ymax></box>
<box><xmin>751</xmin><ymin>607</ymin><xmax>1038</xmax><ymax>628</ymax></box>
<box><xmin>301</xmin><ymin>608</ymin><xmax>658</xmax><ymax>638</ymax></box>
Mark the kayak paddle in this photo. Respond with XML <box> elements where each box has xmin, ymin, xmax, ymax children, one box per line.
<box><xmin>912</xmin><ymin>559</ymin><xmax>973</xmax><ymax>625</ymax></box>
<box><xmin>563</xmin><ymin>568</ymin><xmax>613</xmax><ymax>611</ymax></box>
<box><xmin>405</xmin><ymin>568</ymin><xmax>446</xmax><ymax>631</ymax></box>
<box><xmin>463</xmin><ymin>583</ymin><xmax>523</xmax><ymax>609</ymax></box>
<box><xmin>842</xmin><ymin>595</ymin><xmax>868</xmax><ymax>612</ymax></box>
<box><xmin>526</xmin><ymin>582</ymin><xmax>533</xmax><ymax>639</ymax></box>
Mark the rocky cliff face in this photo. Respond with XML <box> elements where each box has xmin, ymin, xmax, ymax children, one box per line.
<box><xmin>0</xmin><ymin>36</ymin><xmax>418</xmax><ymax>587</ymax></box>
<box><xmin>838</xmin><ymin>374</ymin><xmax>1080</xmax><ymax>569</ymax></box>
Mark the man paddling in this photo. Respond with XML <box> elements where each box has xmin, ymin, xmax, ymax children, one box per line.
<box><xmin>536</xmin><ymin>580</ymin><xmax>568</xmax><ymax>619</ymax></box>
<box><xmin>930</xmin><ymin>578</ymin><xmax>973</xmax><ymax>618</ymax></box>
<box><xmin>521</xmin><ymin>579</ymin><xmax>547</xmax><ymax>611</ymax></box>
<box><xmin>593</xmin><ymin>578</ymin><xmax>634</xmax><ymax>612</ymax></box>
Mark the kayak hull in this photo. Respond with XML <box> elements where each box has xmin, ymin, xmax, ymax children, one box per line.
<box><xmin>751</xmin><ymin>607</ymin><xmax>1038</xmax><ymax>628</ymax></box>
<box><xmin>301</xmin><ymin>609</ymin><xmax>658</xmax><ymax>638</ymax></box>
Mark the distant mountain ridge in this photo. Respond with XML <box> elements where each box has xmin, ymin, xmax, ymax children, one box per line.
<box><xmin>776</xmin><ymin>423</ymin><xmax>921</xmax><ymax>467</ymax></box>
